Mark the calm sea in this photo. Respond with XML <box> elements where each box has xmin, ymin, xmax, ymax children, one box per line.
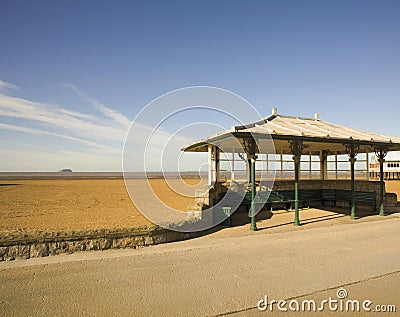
<box><xmin>0</xmin><ymin>172</ymin><xmax>203</xmax><ymax>180</ymax></box>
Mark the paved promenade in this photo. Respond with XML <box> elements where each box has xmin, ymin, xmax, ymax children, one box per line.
<box><xmin>1</xmin><ymin>214</ymin><xmax>399</xmax><ymax>316</ymax></box>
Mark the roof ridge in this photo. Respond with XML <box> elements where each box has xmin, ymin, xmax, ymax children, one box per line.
<box><xmin>276</xmin><ymin>114</ymin><xmax>316</xmax><ymax>121</ymax></box>
<box><xmin>235</xmin><ymin>114</ymin><xmax>318</xmax><ymax>131</ymax></box>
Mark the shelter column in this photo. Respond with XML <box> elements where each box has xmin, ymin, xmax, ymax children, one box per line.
<box><xmin>320</xmin><ymin>150</ymin><xmax>328</xmax><ymax>180</ymax></box>
<box><xmin>231</xmin><ymin>150</ymin><xmax>235</xmax><ymax>181</ymax></box>
<box><xmin>244</xmin><ymin>139</ymin><xmax>258</xmax><ymax>231</ymax></box>
<box><xmin>207</xmin><ymin>145</ymin><xmax>213</xmax><ymax>185</ymax></box>
<box><xmin>207</xmin><ymin>145</ymin><xmax>220</xmax><ymax>185</ymax></box>
<box><xmin>207</xmin><ymin>145</ymin><xmax>216</xmax><ymax>185</ymax></box>
<box><xmin>375</xmin><ymin>147</ymin><xmax>388</xmax><ymax>216</ymax></box>
<box><xmin>290</xmin><ymin>140</ymin><xmax>304</xmax><ymax>226</ymax></box>
<box><xmin>250</xmin><ymin>154</ymin><xmax>257</xmax><ymax>231</ymax></box>
<box><xmin>215</xmin><ymin>147</ymin><xmax>220</xmax><ymax>183</ymax></box>
<box><xmin>345</xmin><ymin>143</ymin><xmax>359</xmax><ymax>220</ymax></box>
<box><xmin>335</xmin><ymin>152</ymin><xmax>338</xmax><ymax>179</ymax></box>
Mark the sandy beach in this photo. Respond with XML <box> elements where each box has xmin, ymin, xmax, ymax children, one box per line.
<box><xmin>0</xmin><ymin>178</ymin><xmax>204</xmax><ymax>233</ymax></box>
<box><xmin>1</xmin><ymin>178</ymin><xmax>399</xmax><ymax>236</ymax></box>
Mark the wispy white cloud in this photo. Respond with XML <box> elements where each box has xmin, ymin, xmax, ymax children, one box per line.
<box><xmin>90</xmin><ymin>99</ymin><xmax>131</xmax><ymax>128</ymax></box>
<box><xmin>0</xmin><ymin>80</ymin><xmax>18</xmax><ymax>91</ymax></box>
<box><xmin>0</xmin><ymin>81</ymin><xmax>197</xmax><ymax>171</ymax></box>
<box><xmin>0</xmin><ymin>90</ymin><xmax>126</xmax><ymax>147</ymax></box>
<box><xmin>63</xmin><ymin>83</ymin><xmax>131</xmax><ymax>127</ymax></box>
<box><xmin>0</xmin><ymin>82</ymin><xmax>131</xmax><ymax>170</ymax></box>
<box><xmin>0</xmin><ymin>122</ymin><xmax>120</xmax><ymax>154</ymax></box>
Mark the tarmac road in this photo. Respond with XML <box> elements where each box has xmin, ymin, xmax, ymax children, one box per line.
<box><xmin>1</xmin><ymin>218</ymin><xmax>399</xmax><ymax>316</ymax></box>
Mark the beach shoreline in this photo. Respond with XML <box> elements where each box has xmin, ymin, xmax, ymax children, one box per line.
<box><xmin>1</xmin><ymin>178</ymin><xmax>399</xmax><ymax>261</ymax></box>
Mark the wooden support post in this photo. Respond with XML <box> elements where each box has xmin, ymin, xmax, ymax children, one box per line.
<box><xmin>215</xmin><ymin>147</ymin><xmax>220</xmax><ymax>182</ymax></box>
<box><xmin>335</xmin><ymin>152</ymin><xmax>338</xmax><ymax>180</ymax></box>
<box><xmin>320</xmin><ymin>150</ymin><xmax>328</xmax><ymax>180</ymax></box>
<box><xmin>231</xmin><ymin>149</ymin><xmax>235</xmax><ymax>181</ymax></box>
<box><xmin>208</xmin><ymin>145</ymin><xmax>214</xmax><ymax>186</ymax></box>
<box><xmin>290</xmin><ymin>140</ymin><xmax>303</xmax><ymax>226</ymax></box>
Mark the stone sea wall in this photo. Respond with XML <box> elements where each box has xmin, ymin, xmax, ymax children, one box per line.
<box><xmin>0</xmin><ymin>227</ymin><xmax>202</xmax><ymax>262</ymax></box>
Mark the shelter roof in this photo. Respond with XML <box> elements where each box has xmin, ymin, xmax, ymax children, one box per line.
<box><xmin>182</xmin><ymin>110</ymin><xmax>400</xmax><ymax>155</ymax></box>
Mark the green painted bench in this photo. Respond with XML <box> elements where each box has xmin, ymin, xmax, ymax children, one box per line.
<box><xmin>333</xmin><ymin>190</ymin><xmax>376</xmax><ymax>211</ymax></box>
<box><xmin>214</xmin><ymin>191</ymin><xmax>289</xmax><ymax>225</ymax></box>
<box><xmin>215</xmin><ymin>188</ymin><xmax>376</xmax><ymax>226</ymax></box>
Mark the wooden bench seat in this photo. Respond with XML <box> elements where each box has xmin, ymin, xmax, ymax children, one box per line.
<box><xmin>333</xmin><ymin>189</ymin><xmax>376</xmax><ymax>211</ymax></box>
<box><xmin>214</xmin><ymin>188</ymin><xmax>377</xmax><ymax>226</ymax></box>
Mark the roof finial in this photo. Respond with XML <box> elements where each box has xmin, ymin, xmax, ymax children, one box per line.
<box><xmin>272</xmin><ymin>107</ymin><xmax>278</xmax><ymax>116</ymax></box>
<box><xmin>314</xmin><ymin>113</ymin><xmax>320</xmax><ymax>120</ymax></box>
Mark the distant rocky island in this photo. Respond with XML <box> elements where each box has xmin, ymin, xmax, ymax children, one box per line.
<box><xmin>58</xmin><ymin>169</ymin><xmax>73</xmax><ymax>173</ymax></box>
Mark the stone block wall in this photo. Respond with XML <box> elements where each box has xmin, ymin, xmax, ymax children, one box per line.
<box><xmin>0</xmin><ymin>229</ymin><xmax>203</xmax><ymax>262</ymax></box>
<box><xmin>384</xmin><ymin>193</ymin><xmax>399</xmax><ymax>214</ymax></box>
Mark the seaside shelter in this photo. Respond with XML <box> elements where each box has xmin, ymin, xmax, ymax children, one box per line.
<box><xmin>182</xmin><ymin>108</ymin><xmax>400</xmax><ymax>231</ymax></box>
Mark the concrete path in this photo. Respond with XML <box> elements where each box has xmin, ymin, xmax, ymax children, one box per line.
<box><xmin>1</xmin><ymin>216</ymin><xmax>399</xmax><ymax>316</ymax></box>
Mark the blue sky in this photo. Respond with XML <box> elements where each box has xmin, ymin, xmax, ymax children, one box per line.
<box><xmin>1</xmin><ymin>0</ymin><xmax>400</xmax><ymax>171</ymax></box>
